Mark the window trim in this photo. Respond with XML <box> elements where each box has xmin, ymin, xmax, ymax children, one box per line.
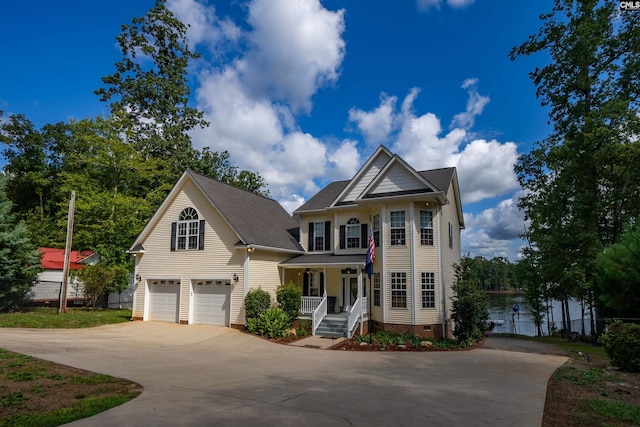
<box><xmin>173</xmin><ymin>207</ymin><xmax>203</xmax><ymax>251</ymax></box>
<box><xmin>390</xmin><ymin>272</ymin><xmax>407</xmax><ymax>308</ymax></box>
<box><xmin>373</xmin><ymin>272</ymin><xmax>381</xmax><ymax>307</ymax></box>
<box><xmin>419</xmin><ymin>210</ymin><xmax>434</xmax><ymax>246</ymax></box>
<box><xmin>346</xmin><ymin>217</ymin><xmax>360</xmax><ymax>249</ymax></box>
<box><xmin>313</xmin><ymin>222</ymin><xmax>325</xmax><ymax>252</ymax></box>
<box><xmin>390</xmin><ymin>211</ymin><xmax>406</xmax><ymax>246</ymax></box>
<box><xmin>421</xmin><ymin>272</ymin><xmax>436</xmax><ymax>309</ymax></box>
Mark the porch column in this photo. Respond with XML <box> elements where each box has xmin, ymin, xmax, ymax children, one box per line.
<box><xmin>358</xmin><ymin>267</ymin><xmax>363</xmax><ymax>335</ymax></box>
<box><xmin>323</xmin><ymin>267</ymin><xmax>327</xmax><ymax>298</ymax></box>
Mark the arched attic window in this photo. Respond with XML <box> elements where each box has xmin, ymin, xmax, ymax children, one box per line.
<box><xmin>171</xmin><ymin>207</ymin><xmax>205</xmax><ymax>251</ymax></box>
<box><xmin>339</xmin><ymin>218</ymin><xmax>368</xmax><ymax>250</ymax></box>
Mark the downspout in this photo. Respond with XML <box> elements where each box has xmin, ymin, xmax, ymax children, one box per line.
<box><xmin>410</xmin><ymin>202</ymin><xmax>417</xmax><ymax>326</ymax></box>
<box><xmin>437</xmin><ymin>204</ymin><xmax>446</xmax><ymax>338</ymax></box>
<box><xmin>243</xmin><ymin>249</ymin><xmax>250</xmax><ymax>324</ymax></box>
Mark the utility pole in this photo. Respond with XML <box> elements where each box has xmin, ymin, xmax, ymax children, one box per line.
<box><xmin>59</xmin><ymin>191</ymin><xmax>76</xmax><ymax>314</ymax></box>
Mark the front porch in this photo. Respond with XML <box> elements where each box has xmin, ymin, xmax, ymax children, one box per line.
<box><xmin>280</xmin><ymin>254</ymin><xmax>371</xmax><ymax>338</ymax></box>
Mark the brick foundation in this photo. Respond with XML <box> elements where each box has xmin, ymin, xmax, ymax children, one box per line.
<box><xmin>179</xmin><ymin>320</ymin><xmax>189</xmax><ymax>325</ymax></box>
<box><xmin>131</xmin><ymin>317</ymin><xmax>143</xmax><ymax>321</ymax></box>
<box><xmin>370</xmin><ymin>321</ymin><xmax>447</xmax><ymax>339</ymax></box>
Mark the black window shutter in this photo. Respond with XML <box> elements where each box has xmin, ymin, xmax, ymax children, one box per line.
<box><xmin>339</xmin><ymin>225</ymin><xmax>346</xmax><ymax>249</ymax></box>
<box><xmin>198</xmin><ymin>219</ymin><xmax>205</xmax><ymax>250</ymax></box>
<box><xmin>170</xmin><ymin>222</ymin><xmax>177</xmax><ymax>251</ymax></box>
<box><xmin>303</xmin><ymin>273</ymin><xmax>309</xmax><ymax>296</ymax></box>
<box><xmin>324</xmin><ymin>221</ymin><xmax>331</xmax><ymax>251</ymax></box>
<box><xmin>308</xmin><ymin>222</ymin><xmax>314</xmax><ymax>251</ymax></box>
<box><xmin>361</xmin><ymin>224</ymin><xmax>368</xmax><ymax>248</ymax></box>
<box><xmin>320</xmin><ymin>273</ymin><xmax>325</xmax><ymax>296</ymax></box>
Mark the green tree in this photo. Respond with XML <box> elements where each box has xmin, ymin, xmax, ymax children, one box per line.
<box><xmin>72</xmin><ymin>263</ymin><xmax>120</xmax><ymax>308</ymax></box>
<box><xmin>594</xmin><ymin>227</ymin><xmax>640</xmax><ymax>318</ymax></box>
<box><xmin>451</xmin><ymin>256</ymin><xmax>489</xmax><ymax>347</ymax></box>
<box><xmin>515</xmin><ymin>257</ymin><xmax>547</xmax><ymax>337</ymax></box>
<box><xmin>510</xmin><ymin>0</ymin><xmax>640</xmax><ymax>332</ymax></box>
<box><xmin>0</xmin><ymin>175</ymin><xmax>42</xmax><ymax>311</ymax></box>
<box><xmin>95</xmin><ymin>0</ymin><xmax>207</xmax><ymax>176</ymax></box>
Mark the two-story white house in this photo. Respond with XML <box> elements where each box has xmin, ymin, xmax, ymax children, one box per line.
<box><xmin>129</xmin><ymin>145</ymin><xmax>463</xmax><ymax>339</ymax></box>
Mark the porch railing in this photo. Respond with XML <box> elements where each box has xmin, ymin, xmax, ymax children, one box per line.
<box><xmin>347</xmin><ymin>297</ymin><xmax>362</xmax><ymax>339</ymax></box>
<box><xmin>362</xmin><ymin>297</ymin><xmax>369</xmax><ymax>315</ymax></box>
<box><xmin>300</xmin><ymin>296</ymin><xmax>323</xmax><ymax>314</ymax></box>
<box><xmin>311</xmin><ymin>296</ymin><xmax>327</xmax><ymax>336</ymax></box>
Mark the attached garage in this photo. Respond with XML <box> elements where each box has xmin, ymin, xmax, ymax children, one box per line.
<box><xmin>192</xmin><ymin>281</ymin><xmax>230</xmax><ymax>326</ymax></box>
<box><xmin>148</xmin><ymin>281</ymin><xmax>180</xmax><ymax>322</ymax></box>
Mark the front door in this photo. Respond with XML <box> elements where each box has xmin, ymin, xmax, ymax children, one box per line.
<box><xmin>341</xmin><ymin>274</ymin><xmax>358</xmax><ymax>311</ymax></box>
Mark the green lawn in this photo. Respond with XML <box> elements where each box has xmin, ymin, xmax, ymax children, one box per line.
<box><xmin>0</xmin><ymin>307</ymin><xmax>132</xmax><ymax>328</ymax></box>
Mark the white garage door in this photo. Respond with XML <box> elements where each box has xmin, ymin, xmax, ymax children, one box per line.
<box><xmin>193</xmin><ymin>283</ymin><xmax>229</xmax><ymax>325</ymax></box>
<box><xmin>148</xmin><ymin>282</ymin><xmax>179</xmax><ymax>322</ymax></box>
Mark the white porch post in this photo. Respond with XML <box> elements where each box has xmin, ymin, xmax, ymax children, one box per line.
<box><xmin>358</xmin><ymin>267</ymin><xmax>363</xmax><ymax>335</ymax></box>
<box><xmin>323</xmin><ymin>267</ymin><xmax>327</xmax><ymax>297</ymax></box>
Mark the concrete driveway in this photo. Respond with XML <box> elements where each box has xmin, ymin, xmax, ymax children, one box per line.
<box><xmin>0</xmin><ymin>322</ymin><xmax>567</xmax><ymax>426</ymax></box>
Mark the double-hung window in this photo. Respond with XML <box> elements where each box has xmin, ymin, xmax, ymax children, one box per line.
<box><xmin>372</xmin><ymin>214</ymin><xmax>380</xmax><ymax>247</ymax></box>
<box><xmin>346</xmin><ymin>218</ymin><xmax>361</xmax><ymax>249</ymax></box>
<box><xmin>308</xmin><ymin>221</ymin><xmax>331</xmax><ymax>252</ymax></box>
<box><xmin>314</xmin><ymin>222</ymin><xmax>325</xmax><ymax>251</ymax></box>
<box><xmin>421</xmin><ymin>272</ymin><xmax>436</xmax><ymax>308</ymax></box>
<box><xmin>420</xmin><ymin>211</ymin><xmax>434</xmax><ymax>246</ymax></box>
<box><xmin>390</xmin><ymin>211</ymin><xmax>405</xmax><ymax>246</ymax></box>
<box><xmin>391</xmin><ymin>272</ymin><xmax>407</xmax><ymax>308</ymax></box>
<box><xmin>373</xmin><ymin>273</ymin><xmax>381</xmax><ymax>307</ymax></box>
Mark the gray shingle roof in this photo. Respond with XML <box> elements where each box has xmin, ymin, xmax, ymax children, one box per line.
<box><xmin>419</xmin><ymin>168</ymin><xmax>454</xmax><ymax>195</ymax></box>
<box><xmin>188</xmin><ymin>170</ymin><xmax>302</xmax><ymax>252</ymax></box>
<box><xmin>294</xmin><ymin>168</ymin><xmax>455</xmax><ymax>213</ymax></box>
<box><xmin>280</xmin><ymin>253</ymin><xmax>366</xmax><ymax>266</ymax></box>
<box><xmin>294</xmin><ymin>180</ymin><xmax>349</xmax><ymax>213</ymax></box>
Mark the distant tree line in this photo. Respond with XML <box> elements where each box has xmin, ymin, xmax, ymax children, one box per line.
<box><xmin>0</xmin><ymin>0</ymin><xmax>267</xmax><ymax>309</ymax></box>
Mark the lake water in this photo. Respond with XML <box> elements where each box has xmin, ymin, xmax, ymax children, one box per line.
<box><xmin>486</xmin><ymin>293</ymin><xmax>593</xmax><ymax>336</ymax></box>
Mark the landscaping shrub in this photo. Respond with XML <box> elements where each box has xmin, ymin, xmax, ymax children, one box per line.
<box><xmin>249</xmin><ymin>307</ymin><xmax>291</xmax><ymax>339</ymax></box>
<box><xmin>295</xmin><ymin>319</ymin><xmax>311</xmax><ymax>337</ymax></box>
<box><xmin>600</xmin><ymin>321</ymin><xmax>640</xmax><ymax>372</ymax></box>
<box><xmin>244</xmin><ymin>288</ymin><xmax>271</xmax><ymax>319</ymax></box>
<box><xmin>276</xmin><ymin>281</ymin><xmax>301</xmax><ymax>321</ymax></box>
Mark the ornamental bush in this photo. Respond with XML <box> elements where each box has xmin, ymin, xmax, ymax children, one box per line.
<box><xmin>600</xmin><ymin>321</ymin><xmax>640</xmax><ymax>372</ymax></box>
<box><xmin>248</xmin><ymin>307</ymin><xmax>291</xmax><ymax>339</ymax></box>
<box><xmin>276</xmin><ymin>281</ymin><xmax>301</xmax><ymax>321</ymax></box>
<box><xmin>244</xmin><ymin>288</ymin><xmax>271</xmax><ymax>319</ymax></box>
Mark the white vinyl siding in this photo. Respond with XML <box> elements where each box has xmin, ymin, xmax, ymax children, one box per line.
<box><xmin>370</xmin><ymin>164</ymin><xmax>426</xmax><ymax>194</ymax></box>
<box><xmin>247</xmin><ymin>252</ymin><xmax>290</xmax><ymax>322</ymax></box>
<box><xmin>342</xmin><ymin>154</ymin><xmax>391</xmax><ymax>202</ymax></box>
<box><xmin>134</xmin><ymin>179</ymin><xmax>245</xmax><ymax>324</ymax></box>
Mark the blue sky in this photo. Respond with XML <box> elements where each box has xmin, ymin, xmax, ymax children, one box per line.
<box><xmin>0</xmin><ymin>0</ymin><xmax>554</xmax><ymax>261</ymax></box>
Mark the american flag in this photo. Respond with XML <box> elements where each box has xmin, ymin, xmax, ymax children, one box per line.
<box><xmin>365</xmin><ymin>224</ymin><xmax>375</xmax><ymax>278</ymax></box>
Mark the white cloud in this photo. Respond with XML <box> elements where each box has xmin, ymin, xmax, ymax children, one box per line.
<box><xmin>416</xmin><ymin>0</ymin><xmax>475</xmax><ymax>12</ymax></box>
<box><xmin>450</xmin><ymin>78</ymin><xmax>490</xmax><ymax>130</ymax></box>
<box><xmin>328</xmin><ymin>139</ymin><xmax>362</xmax><ymax>180</ymax></box>
<box><xmin>279</xmin><ymin>194</ymin><xmax>306</xmax><ymax>215</ymax></box>
<box><xmin>456</xmin><ymin>139</ymin><xmax>520</xmax><ymax>203</ymax></box>
<box><xmin>348</xmin><ymin>83</ymin><xmax>519</xmax><ymax>204</ymax></box>
<box><xmin>348</xmin><ymin>94</ymin><xmax>396</xmax><ymax>146</ymax></box>
<box><xmin>167</xmin><ymin>0</ymin><xmax>241</xmax><ymax>52</ymax></box>
<box><xmin>448</xmin><ymin>0</ymin><xmax>476</xmax><ymax>8</ymax></box>
<box><xmin>416</xmin><ymin>0</ymin><xmax>441</xmax><ymax>12</ymax></box>
<box><xmin>239</xmin><ymin>0</ymin><xmax>346</xmax><ymax>113</ymax></box>
<box><xmin>462</xmin><ymin>192</ymin><xmax>528</xmax><ymax>260</ymax></box>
